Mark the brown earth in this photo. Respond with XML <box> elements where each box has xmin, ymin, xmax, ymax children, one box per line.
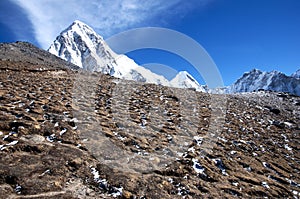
<box><xmin>0</xmin><ymin>42</ymin><xmax>299</xmax><ymax>198</ymax></box>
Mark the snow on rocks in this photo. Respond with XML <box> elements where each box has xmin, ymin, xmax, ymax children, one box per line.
<box><xmin>284</xmin><ymin>144</ymin><xmax>293</xmax><ymax>151</ymax></box>
<box><xmin>262</xmin><ymin>162</ymin><xmax>271</xmax><ymax>168</ymax></box>
<box><xmin>213</xmin><ymin>158</ymin><xmax>228</xmax><ymax>176</ymax></box>
<box><xmin>262</xmin><ymin>181</ymin><xmax>270</xmax><ymax>189</ymax></box>
<box><xmin>15</xmin><ymin>184</ymin><xmax>22</xmax><ymax>194</ymax></box>
<box><xmin>192</xmin><ymin>158</ymin><xmax>205</xmax><ymax>174</ymax></box>
<box><xmin>46</xmin><ymin>134</ymin><xmax>56</xmax><ymax>142</ymax></box>
<box><xmin>90</xmin><ymin>167</ymin><xmax>123</xmax><ymax>197</ymax></box>
<box><xmin>6</xmin><ymin>140</ymin><xmax>18</xmax><ymax>146</ymax></box>
<box><xmin>59</xmin><ymin>128</ymin><xmax>67</xmax><ymax>136</ymax></box>
<box><xmin>0</xmin><ymin>140</ymin><xmax>18</xmax><ymax>151</ymax></box>
<box><xmin>193</xmin><ymin>136</ymin><xmax>203</xmax><ymax>146</ymax></box>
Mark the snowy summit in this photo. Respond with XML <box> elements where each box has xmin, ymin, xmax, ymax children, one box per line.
<box><xmin>48</xmin><ymin>20</ymin><xmax>206</xmax><ymax>90</ymax></box>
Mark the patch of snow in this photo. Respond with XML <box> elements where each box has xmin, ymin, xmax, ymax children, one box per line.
<box><xmin>111</xmin><ymin>187</ymin><xmax>123</xmax><ymax>197</ymax></box>
<box><xmin>90</xmin><ymin>166</ymin><xmax>123</xmax><ymax>197</ymax></box>
<box><xmin>70</xmin><ymin>118</ymin><xmax>79</xmax><ymax>123</ymax></box>
<box><xmin>284</xmin><ymin>122</ymin><xmax>293</xmax><ymax>127</ymax></box>
<box><xmin>218</xmin><ymin>137</ymin><xmax>228</xmax><ymax>143</ymax></box>
<box><xmin>232</xmin><ymin>182</ymin><xmax>239</xmax><ymax>186</ymax></box>
<box><xmin>188</xmin><ymin>147</ymin><xmax>195</xmax><ymax>154</ymax></box>
<box><xmin>193</xmin><ymin>136</ymin><xmax>203</xmax><ymax>146</ymax></box>
<box><xmin>91</xmin><ymin>167</ymin><xmax>101</xmax><ymax>182</ymax></box>
<box><xmin>192</xmin><ymin>158</ymin><xmax>205</xmax><ymax>174</ymax></box>
<box><xmin>59</xmin><ymin>128</ymin><xmax>67</xmax><ymax>136</ymax></box>
<box><xmin>113</xmin><ymin>132</ymin><xmax>126</xmax><ymax>141</ymax></box>
<box><xmin>46</xmin><ymin>134</ymin><xmax>56</xmax><ymax>142</ymax></box>
<box><xmin>284</xmin><ymin>144</ymin><xmax>293</xmax><ymax>151</ymax></box>
<box><xmin>239</xmin><ymin>139</ymin><xmax>247</xmax><ymax>144</ymax></box>
<box><xmin>286</xmin><ymin>178</ymin><xmax>300</xmax><ymax>187</ymax></box>
<box><xmin>262</xmin><ymin>162</ymin><xmax>270</xmax><ymax>168</ymax></box>
<box><xmin>244</xmin><ymin>167</ymin><xmax>252</xmax><ymax>172</ymax></box>
<box><xmin>15</xmin><ymin>184</ymin><xmax>22</xmax><ymax>194</ymax></box>
<box><xmin>6</xmin><ymin>140</ymin><xmax>18</xmax><ymax>146</ymax></box>
<box><xmin>292</xmin><ymin>190</ymin><xmax>299</xmax><ymax>196</ymax></box>
<box><xmin>213</xmin><ymin>158</ymin><xmax>228</xmax><ymax>176</ymax></box>
<box><xmin>262</xmin><ymin>182</ymin><xmax>270</xmax><ymax>189</ymax></box>
<box><xmin>168</xmin><ymin>178</ymin><xmax>174</xmax><ymax>183</ymax></box>
<box><xmin>39</xmin><ymin>169</ymin><xmax>51</xmax><ymax>177</ymax></box>
<box><xmin>281</xmin><ymin>134</ymin><xmax>289</xmax><ymax>142</ymax></box>
<box><xmin>0</xmin><ymin>145</ymin><xmax>5</xmax><ymax>150</ymax></box>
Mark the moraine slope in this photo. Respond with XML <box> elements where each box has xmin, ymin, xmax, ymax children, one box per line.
<box><xmin>0</xmin><ymin>42</ymin><xmax>299</xmax><ymax>198</ymax></box>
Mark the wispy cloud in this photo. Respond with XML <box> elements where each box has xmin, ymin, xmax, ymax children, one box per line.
<box><xmin>12</xmin><ymin>0</ymin><xmax>212</xmax><ymax>49</ymax></box>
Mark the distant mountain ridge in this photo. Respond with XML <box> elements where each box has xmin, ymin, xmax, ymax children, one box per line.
<box><xmin>227</xmin><ymin>69</ymin><xmax>300</xmax><ymax>96</ymax></box>
<box><xmin>48</xmin><ymin>20</ymin><xmax>300</xmax><ymax>96</ymax></box>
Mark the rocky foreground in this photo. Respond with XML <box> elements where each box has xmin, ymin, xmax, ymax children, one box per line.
<box><xmin>0</xmin><ymin>42</ymin><xmax>299</xmax><ymax>198</ymax></box>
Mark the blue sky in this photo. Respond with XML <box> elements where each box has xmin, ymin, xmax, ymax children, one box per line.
<box><xmin>0</xmin><ymin>0</ymin><xmax>299</xmax><ymax>86</ymax></box>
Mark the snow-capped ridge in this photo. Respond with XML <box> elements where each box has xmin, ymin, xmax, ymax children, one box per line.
<box><xmin>229</xmin><ymin>68</ymin><xmax>300</xmax><ymax>96</ymax></box>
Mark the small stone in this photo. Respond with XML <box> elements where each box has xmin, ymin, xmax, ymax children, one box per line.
<box><xmin>149</xmin><ymin>157</ymin><xmax>160</xmax><ymax>164</ymax></box>
<box><xmin>162</xmin><ymin>180</ymin><xmax>170</xmax><ymax>186</ymax></box>
<box><xmin>34</xmin><ymin>124</ymin><xmax>41</xmax><ymax>129</ymax></box>
<box><xmin>122</xmin><ymin>190</ymin><xmax>132</xmax><ymax>199</ymax></box>
<box><xmin>54</xmin><ymin>181</ymin><xmax>62</xmax><ymax>188</ymax></box>
<box><xmin>30</xmin><ymin>135</ymin><xmax>45</xmax><ymax>143</ymax></box>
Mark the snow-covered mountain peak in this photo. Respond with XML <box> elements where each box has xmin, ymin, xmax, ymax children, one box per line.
<box><xmin>48</xmin><ymin>20</ymin><xmax>171</xmax><ymax>86</ymax></box>
<box><xmin>170</xmin><ymin>71</ymin><xmax>206</xmax><ymax>92</ymax></box>
<box><xmin>48</xmin><ymin>20</ymin><xmax>113</xmax><ymax>69</ymax></box>
<box><xmin>67</xmin><ymin>20</ymin><xmax>94</xmax><ymax>32</ymax></box>
<box><xmin>72</xmin><ymin>19</ymin><xmax>88</xmax><ymax>26</ymax></box>
<box><xmin>291</xmin><ymin>69</ymin><xmax>300</xmax><ymax>79</ymax></box>
<box><xmin>173</xmin><ymin>71</ymin><xmax>197</xmax><ymax>83</ymax></box>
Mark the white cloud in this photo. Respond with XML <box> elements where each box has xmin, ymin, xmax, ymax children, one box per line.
<box><xmin>12</xmin><ymin>0</ymin><xmax>212</xmax><ymax>49</ymax></box>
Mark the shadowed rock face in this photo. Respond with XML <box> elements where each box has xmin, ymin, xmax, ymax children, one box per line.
<box><xmin>0</xmin><ymin>42</ymin><xmax>299</xmax><ymax>198</ymax></box>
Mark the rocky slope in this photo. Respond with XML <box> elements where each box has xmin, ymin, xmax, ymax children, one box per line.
<box><xmin>0</xmin><ymin>42</ymin><xmax>299</xmax><ymax>198</ymax></box>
